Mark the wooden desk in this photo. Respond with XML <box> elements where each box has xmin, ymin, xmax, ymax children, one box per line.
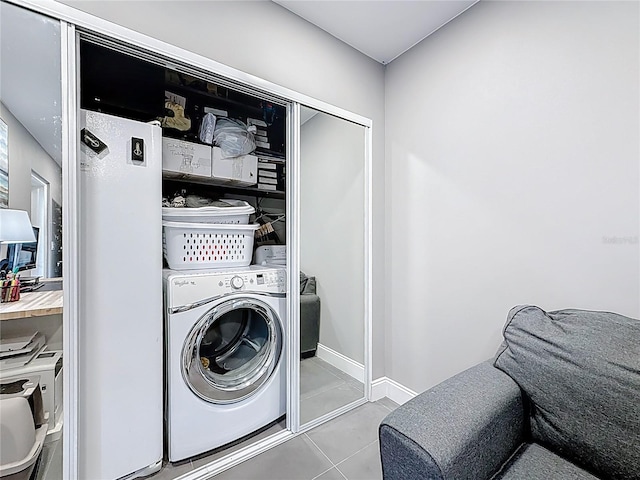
<box><xmin>0</xmin><ymin>290</ymin><xmax>63</xmax><ymax>321</ymax></box>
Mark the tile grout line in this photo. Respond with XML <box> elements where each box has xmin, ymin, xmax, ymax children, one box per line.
<box><xmin>376</xmin><ymin>399</ymin><xmax>399</xmax><ymax>412</ymax></box>
<box><xmin>375</xmin><ymin>401</ymin><xmax>392</xmax><ymax>412</ymax></box>
<box><xmin>310</xmin><ymin>466</ymin><xmax>334</xmax><ymax>480</ymax></box>
<box><xmin>305</xmin><ymin>432</ymin><xmax>349</xmax><ymax>480</ymax></box>
<box><xmin>303</xmin><ymin>361</ymin><xmax>348</xmax><ymax>390</ymax></box>
<box><xmin>334</xmin><ymin>438</ymin><xmax>378</xmax><ymax>469</ymax></box>
<box><xmin>334</xmin><ymin>467</ymin><xmax>349</xmax><ymax>479</ymax></box>
<box><xmin>309</xmin><ymin>357</ymin><xmax>352</xmax><ymax>383</ymax></box>
<box><xmin>307</xmin><ymin>422</ymin><xmax>379</xmax><ymax>480</ymax></box>
<box><xmin>301</xmin><ymin>382</ymin><xmax>363</xmax><ymax>413</ymax></box>
<box><xmin>310</xmin><ymin>465</ymin><xmax>347</xmax><ymax>480</ymax></box>
<box><xmin>304</xmin><ymin>432</ymin><xmax>340</xmax><ymax>473</ymax></box>
<box><xmin>300</xmin><ymin>378</ymin><xmax>347</xmax><ymax>402</ymax></box>
<box><xmin>332</xmin><ymin>439</ymin><xmax>379</xmax><ymax>480</ymax></box>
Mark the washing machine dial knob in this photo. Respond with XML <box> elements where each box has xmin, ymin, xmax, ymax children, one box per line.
<box><xmin>230</xmin><ymin>276</ymin><xmax>244</xmax><ymax>290</ymax></box>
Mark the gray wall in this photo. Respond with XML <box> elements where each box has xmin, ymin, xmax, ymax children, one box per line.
<box><xmin>385</xmin><ymin>0</ymin><xmax>639</xmax><ymax>393</ymax></box>
<box><xmin>61</xmin><ymin>0</ymin><xmax>387</xmax><ymax>377</ymax></box>
<box><xmin>300</xmin><ymin>112</ymin><xmax>365</xmax><ymax>364</ymax></box>
<box><xmin>1</xmin><ymin>102</ymin><xmax>62</xmax><ymax>216</ymax></box>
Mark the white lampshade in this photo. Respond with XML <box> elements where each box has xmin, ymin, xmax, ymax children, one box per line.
<box><xmin>0</xmin><ymin>209</ymin><xmax>36</xmax><ymax>243</ymax></box>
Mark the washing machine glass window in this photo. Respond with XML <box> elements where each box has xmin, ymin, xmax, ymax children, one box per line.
<box><xmin>182</xmin><ymin>297</ymin><xmax>283</xmax><ymax>404</ymax></box>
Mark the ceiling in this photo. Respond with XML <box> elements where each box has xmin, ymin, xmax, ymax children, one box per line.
<box><xmin>273</xmin><ymin>0</ymin><xmax>478</xmax><ymax>64</ymax></box>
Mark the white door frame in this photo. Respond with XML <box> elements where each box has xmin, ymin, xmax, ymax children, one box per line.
<box><xmin>60</xmin><ymin>18</ymin><xmax>79</xmax><ymax>480</ymax></box>
<box><xmin>30</xmin><ymin>170</ymin><xmax>49</xmax><ymax>277</ymax></box>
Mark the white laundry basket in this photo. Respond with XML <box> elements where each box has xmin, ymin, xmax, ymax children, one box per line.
<box><xmin>163</xmin><ymin>221</ymin><xmax>259</xmax><ymax>270</ymax></box>
<box><xmin>162</xmin><ymin>199</ymin><xmax>254</xmax><ymax>224</ymax></box>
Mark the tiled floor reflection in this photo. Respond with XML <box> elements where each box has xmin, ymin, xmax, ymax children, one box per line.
<box><xmin>34</xmin><ymin>435</ymin><xmax>62</xmax><ymax>480</ymax></box>
<box><xmin>300</xmin><ymin>356</ymin><xmax>365</xmax><ymax>425</ymax></box>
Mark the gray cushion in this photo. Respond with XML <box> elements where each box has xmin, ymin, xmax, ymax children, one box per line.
<box><xmin>494</xmin><ymin>305</ymin><xmax>640</xmax><ymax>480</ymax></box>
<box><xmin>300</xmin><ymin>294</ymin><xmax>320</xmax><ymax>355</ymax></box>
<box><xmin>493</xmin><ymin>443</ymin><xmax>599</xmax><ymax>480</ymax></box>
<box><xmin>300</xmin><ymin>271</ymin><xmax>317</xmax><ymax>294</ymax></box>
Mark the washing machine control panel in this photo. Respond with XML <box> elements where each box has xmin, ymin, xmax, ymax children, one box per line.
<box><xmin>219</xmin><ymin>271</ymin><xmax>284</xmax><ymax>290</ymax></box>
<box><xmin>167</xmin><ymin>267</ymin><xmax>286</xmax><ymax>308</ymax></box>
<box><xmin>230</xmin><ymin>276</ymin><xmax>244</xmax><ymax>289</ymax></box>
<box><xmin>254</xmin><ymin>271</ymin><xmax>285</xmax><ymax>288</ymax></box>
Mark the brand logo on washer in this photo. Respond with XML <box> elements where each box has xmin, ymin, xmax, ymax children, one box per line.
<box><xmin>174</xmin><ymin>279</ymin><xmax>196</xmax><ymax>287</ymax></box>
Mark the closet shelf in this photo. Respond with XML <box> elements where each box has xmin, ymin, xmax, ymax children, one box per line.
<box><xmin>165</xmin><ymin>83</ymin><xmax>264</xmax><ymax>115</ymax></box>
<box><xmin>163</xmin><ymin>175</ymin><xmax>285</xmax><ymax>200</ymax></box>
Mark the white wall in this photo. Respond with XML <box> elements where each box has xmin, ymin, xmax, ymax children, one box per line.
<box><xmin>385</xmin><ymin>0</ymin><xmax>639</xmax><ymax>393</ymax></box>
<box><xmin>300</xmin><ymin>112</ymin><xmax>365</xmax><ymax>364</ymax></box>
<box><xmin>1</xmin><ymin>102</ymin><xmax>62</xmax><ymax>217</ymax></box>
<box><xmin>61</xmin><ymin>0</ymin><xmax>387</xmax><ymax>378</ymax></box>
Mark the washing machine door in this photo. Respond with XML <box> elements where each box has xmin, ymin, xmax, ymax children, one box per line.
<box><xmin>182</xmin><ymin>296</ymin><xmax>283</xmax><ymax>404</ymax></box>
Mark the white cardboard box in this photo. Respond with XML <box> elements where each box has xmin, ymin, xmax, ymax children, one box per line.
<box><xmin>258</xmin><ymin>170</ymin><xmax>277</xmax><ymax>179</ymax></box>
<box><xmin>162</xmin><ymin>138</ymin><xmax>212</xmax><ymax>178</ymax></box>
<box><xmin>258</xmin><ymin>176</ymin><xmax>277</xmax><ymax>185</ymax></box>
<box><xmin>212</xmin><ymin>146</ymin><xmax>258</xmax><ymax>185</ymax></box>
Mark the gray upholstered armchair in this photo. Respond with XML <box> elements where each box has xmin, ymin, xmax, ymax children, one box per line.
<box><xmin>379</xmin><ymin>306</ymin><xmax>640</xmax><ymax>480</ymax></box>
<box><xmin>300</xmin><ymin>271</ymin><xmax>320</xmax><ymax>358</ymax></box>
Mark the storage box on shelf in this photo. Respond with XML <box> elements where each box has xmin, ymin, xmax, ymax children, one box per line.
<box><xmin>162</xmin><ymin>138</ymin><xmax>212</xmax><ymax>179</ymax></box>
<box><xmin>161</xmin><ymin>137</ymin><xmax>264</xmax><ymax>188</ymax></box>
<box><xmin>257</xmin><ymin>157</ymin><xmax>285</xmax><ymax>192</ymax></box>
<box><xmin>211</xmin><ymin>147</ymin><xmax>258</xmax><ymax>186</ymax></box>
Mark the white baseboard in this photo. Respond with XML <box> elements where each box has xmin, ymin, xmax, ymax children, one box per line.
<box><xmin>313</xmin><ymin>345</ymin><xmax>417</xmax><ymax>406</ymax></box>
<box><xmin>371</xmin><ymin>377</ymin><xmax>417</xmax><ymax>405</ymax></box>
<box><xmin>316</xmin><ymin>343</ymin><xmax>364</xmax><ymax>383</ymax></box>
<box><xmin>370</xmin><ymin>378</ymin><xmax>387</xmax><ymax>402</ymax></box>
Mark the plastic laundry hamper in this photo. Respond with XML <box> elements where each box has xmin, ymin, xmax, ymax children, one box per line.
<box><xmin>163</xmin><ymin>221</ymin><xmax>260</xmax><ymax>270</ymax></box>
<box><xmin>162</xmin><ymin>199</ymin><xmax>254</xmax><ymax>225</ymax></box>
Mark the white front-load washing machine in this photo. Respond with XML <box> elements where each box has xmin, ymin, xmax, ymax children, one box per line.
<box><xmin>163</xmin><ymin>265</ymin><xmax>286</xmax><ymax>462</ymax></box>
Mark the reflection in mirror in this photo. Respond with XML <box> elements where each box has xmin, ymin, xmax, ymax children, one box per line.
<box><xmin>1</xmin><ymin>2</ymin><xmax>63</xmax><ymax>280</ymax></box>
<box><xmin>0</xmin><ymin>3</ymin><xmax>63</xmax><ymax>480</ymax></box>
<box><xmin>299</xmin><ymin>106</ymin><xmax>366</xmax><ymax>426</ymax></box>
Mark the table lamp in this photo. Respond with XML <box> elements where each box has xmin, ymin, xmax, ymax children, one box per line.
<box><xmin>0</xmin><ymin>209</ymin><xmax>36</xmax><ymax>243</ymax></box>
